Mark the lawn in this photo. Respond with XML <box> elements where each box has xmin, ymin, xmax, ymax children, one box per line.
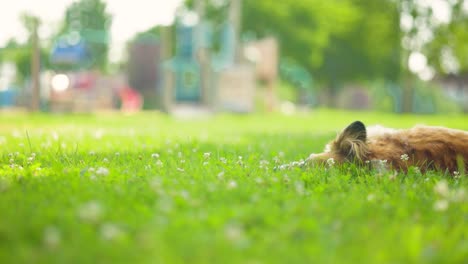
<box><xmin>0</xmin><ymin>109</ymin><xmax>467</xmax><ymax>264</ymax></box>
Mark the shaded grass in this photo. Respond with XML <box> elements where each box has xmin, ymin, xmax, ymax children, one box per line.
<box><xmin>0</xmin><ymin>109</ymin><xmax>467</xmax><ymax>264</ymax></box>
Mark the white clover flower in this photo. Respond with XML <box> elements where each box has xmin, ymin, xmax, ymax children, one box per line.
<box><xmin>102</xmin><ymin>158</ymin><xmax>109</xmax><ymax>163</ymax></box>
<box><xmin>295</xmin><ymin>181</ymin><xmax>305</xmax><ymax>195</ymax></box>
<box><xmin>177</xmin><ymin>152</ymin><xmax>183</xmax><ymax>158</ymax></box>
<box><xmin>326</xmin><ymin>158</ymin><xmax>335</xmax><ymax>167</ymax></box>
<box><xmin>78</xmin><ymin>201</ymin><xmax>103</xmax><ymax>223</ymax></box>
<box><xmin>149</xmin><ymin>177</ymin><xmax>162</xmax><ymax>189</ymax></box>
<box><xmin>89</xmin><ymin>151</ymin><xmax>95</xmax><ymax>155</ymax></box>
<box><xmin>433</xmin><ymin>199</ymin><xmax>449</xmax><ymax>212</ymax></box>
<box><xmin>43</xmin><ymin>226</ymin><xmax>61</xmax><ymax>249</ymax></box>
<box><xmin>367</xmin><ymin>193</ymin><xmax>375</xmax><ymax>201</ymax></box>
<box><xmin>115</xmin><ymin>152</ymin><xmax>120</xmax><ymax>156</ymax></box>
<box><xmin>259</xmin><ymin>160</ymin><xmax>269</xmax><ymax>169</ymax></box>
<box><xmin>400</xmin><ymin>154</ymin><xmax>409</xmax><ymax>161</ymax></box>
<box><xmin>291</xmin><ymin>160</ymin><xmax>305</xmax><ymax>167</ymax></box>
<box><xmin>227</xmin><ymin>180</ymin><xmax>237</xmax><ymax>189</ymax></box>
<box><xmin>451</xmin><ymin>188</ymin><xmax>466</xmax><ymax>202</ymax></box>
<box><xmin>93</xmin><ymin>129</ymin><xmax>105</xmax><ymax>139</ymax></box>
<box><xmin>434</xmin><ymin>180</ymin><xmax>449</xmax><ymax>197</ymax></box>
<box><xmin>217</xmin><ymin>171</ymin><xmax>225</xmax><ymax>180</ymax></box>
<box><xmin>179</xmin><ymin>190</ymin><xmax>190</xmax><ymax>200</ymax></box>
<box><xmin>453</xmin><ymin>171</ymin><xmax>460</xmax><ymax>178</ymax></box>
<box><xmin>155</xmin><ymin>160</ymin><xmax>164</xmax><ymax>167</ymax></box>
<box><xmin>31</xmin><ymin>153</ymin><xmax>36</xmax><ymax>157</ymax></box>
<box><xmin>96</xmin><ymin>167</ymin><xmax>109</xmax><ymax>176</ymax></box>
<box><xmin>100</xmin><ymin>223</ymin><xmax>123</xmax><ymax>241</ymax></box>
<box><xmin>224</xmin><ymin>224</ymin><xmax>245</xmax><ymax>242</ymax></box>
<box><xmin>41</xmin><ymin>142</ymin><xmax>52</xmax><ymax>149</ymax></box>
<box><xmin>0</xmin><ymin>178</ymin><xmax>10</xmax><ymax>192</ymax></box>
<box><xmin>220</xmin><ymin>157</ymin><xmax>227</xmax><ymax>164</ymax></box>
<box><xmin>203</xmin><ymin>161</ymin><xmax>209</xmax><ymax>166</ymax></box>
<box><xmin>177</xmin><ymin>167</ymin><xmax>185</xmax><ymax>172</ymax></box>
<box><xmin>255</xmin><ymin>177</ymin><xmax>264</xmax><ymax>184</ymax></box>
<box><xmin>203</xmin><ymin>152</ymin><xmax>211</xmax><ymax>159</ymax></box>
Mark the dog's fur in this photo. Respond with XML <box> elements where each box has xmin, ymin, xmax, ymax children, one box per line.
<box><xmin>307</xmin><ymin>121</ymin><xmax>468</xmax><ymax>174</ymax></box>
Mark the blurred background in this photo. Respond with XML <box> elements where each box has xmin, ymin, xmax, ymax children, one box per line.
<box><xmin>0</xmin><ymin>0</ymin><xmax>467</xmax><ymax>115</ymax></box>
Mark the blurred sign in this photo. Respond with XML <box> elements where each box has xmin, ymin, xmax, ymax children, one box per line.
<box><xmin>171</xmin><ymin>23</ymin><xmax>201</xmax><ymax>102</ymax></box>
<box><xmin>217</xmin><ymin>65</ymin><xmax>255</xmax><ymax>112</ymax></box>
<box><xmin>0</xmin><ymin>90</ymin><xmax>17</xmax><ymax>107</ymax></box>
<box><xmin>176</xmin><ymin>25</ymin><xmax>195</xmax><ymax>59</ymax></box>
<box><xmin>212</xmin><ymin>23</ymin><xmax>236</xmax><ymax>70</ymax></box>
<box><xmin>50</xmin><ymin>39</ymin><xmax>89</xmax><ymax>66</ymax></box>
<box><xmin>174</xmin><ymin>61</ymin><xmax>201</xmax><ymax>101</ymax></box>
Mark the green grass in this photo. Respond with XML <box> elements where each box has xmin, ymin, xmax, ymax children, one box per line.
<box><xmin>0</xmin><ymin>109</ymin><xmax>467</xmax><ymax>264</ymax></box>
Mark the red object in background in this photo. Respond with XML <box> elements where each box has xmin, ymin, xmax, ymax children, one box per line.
<box><xmin>74</xmin><ymin>72</ymin><xmax>96</xmax><ymax>90</ymax></box>
<box><xmin>119</xmin><ymin>86</ymin><xmax>143</xmax><ymax>111</ymax></box>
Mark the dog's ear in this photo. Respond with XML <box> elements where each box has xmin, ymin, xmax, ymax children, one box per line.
<box><xmin>333</xmin><ymin>121</ymin><xmax>368</xmax><ymax>161</ymax></box>
<box><xmin>342</xmin><ymin>121</ymin><xmax>366</xmax><ymax>142</ymax></box>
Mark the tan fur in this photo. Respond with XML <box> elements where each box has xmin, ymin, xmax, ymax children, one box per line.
<box><xmin>308</xmin><ymin>121</ymin><xmax>468</xmax><ymax>174</ymax></box>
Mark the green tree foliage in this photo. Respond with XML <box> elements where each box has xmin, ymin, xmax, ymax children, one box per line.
<box><xmin>185</xmin><ymin>0</ymin><xmax>401</xmax><ymax>104</ymax></box>
<box><xmin>422</xmin><ymin>0</ymin><xmax>468</xmax><ymax>75</ymax></box>
<box><xmin>0</xmin><ymin>14</ymin><xmax>50</xmax><ymax>82</ymax></box>
<box><xmin>242</xmin><ymin>0</ymin><xmax>400</xmax><ymax>85</ymax></box>
<box><xmin>58</xmin><ymin>0</ymin><xmax>112</xmax><ymax>71</ymax></box>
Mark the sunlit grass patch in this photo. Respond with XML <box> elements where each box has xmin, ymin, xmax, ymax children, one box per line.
<box><xmin>0</xmin><ymin>110</ymin><xmax>467</xmax><ymax>263</ymax></box>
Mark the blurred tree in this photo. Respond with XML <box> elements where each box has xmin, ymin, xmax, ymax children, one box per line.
<box><xmin>399</xmin><ymin>0</ymin><xmax>468</xmax><ymax>112</ymax></box>
<box><xmin>316</xmin><ymin>0</ymin><xmax>401</xmax><ymax>106</ymax></box>
<box><xmin>0</xmin><ymin>14</ymin><xmax>50</xmax><ymax>82</ymax></box>
<box><xmin>57</xmin><ymin>0</ymin><xmax>112</xmax><ymax>71</ymax></box>
<box><xmin>186</xmin><ymin>0</ymin><xmax>401</xmax><ymax>106</ymax></box>
<box><xmin>421</xmin><ymin>0</ymin><xmax>468</xmax><ymax>75</ymax></box>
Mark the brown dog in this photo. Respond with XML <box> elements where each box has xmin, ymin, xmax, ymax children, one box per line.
<box><xmin>306</xmin><ymin>121</ymin><xmax>468</xmax><ymax>174</ymax></box>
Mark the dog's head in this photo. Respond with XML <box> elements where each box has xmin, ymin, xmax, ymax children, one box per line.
<box><xmin>307</xmin><ymin>121</ymin><xmax>369</xmax><ymax>166</ymax></box>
